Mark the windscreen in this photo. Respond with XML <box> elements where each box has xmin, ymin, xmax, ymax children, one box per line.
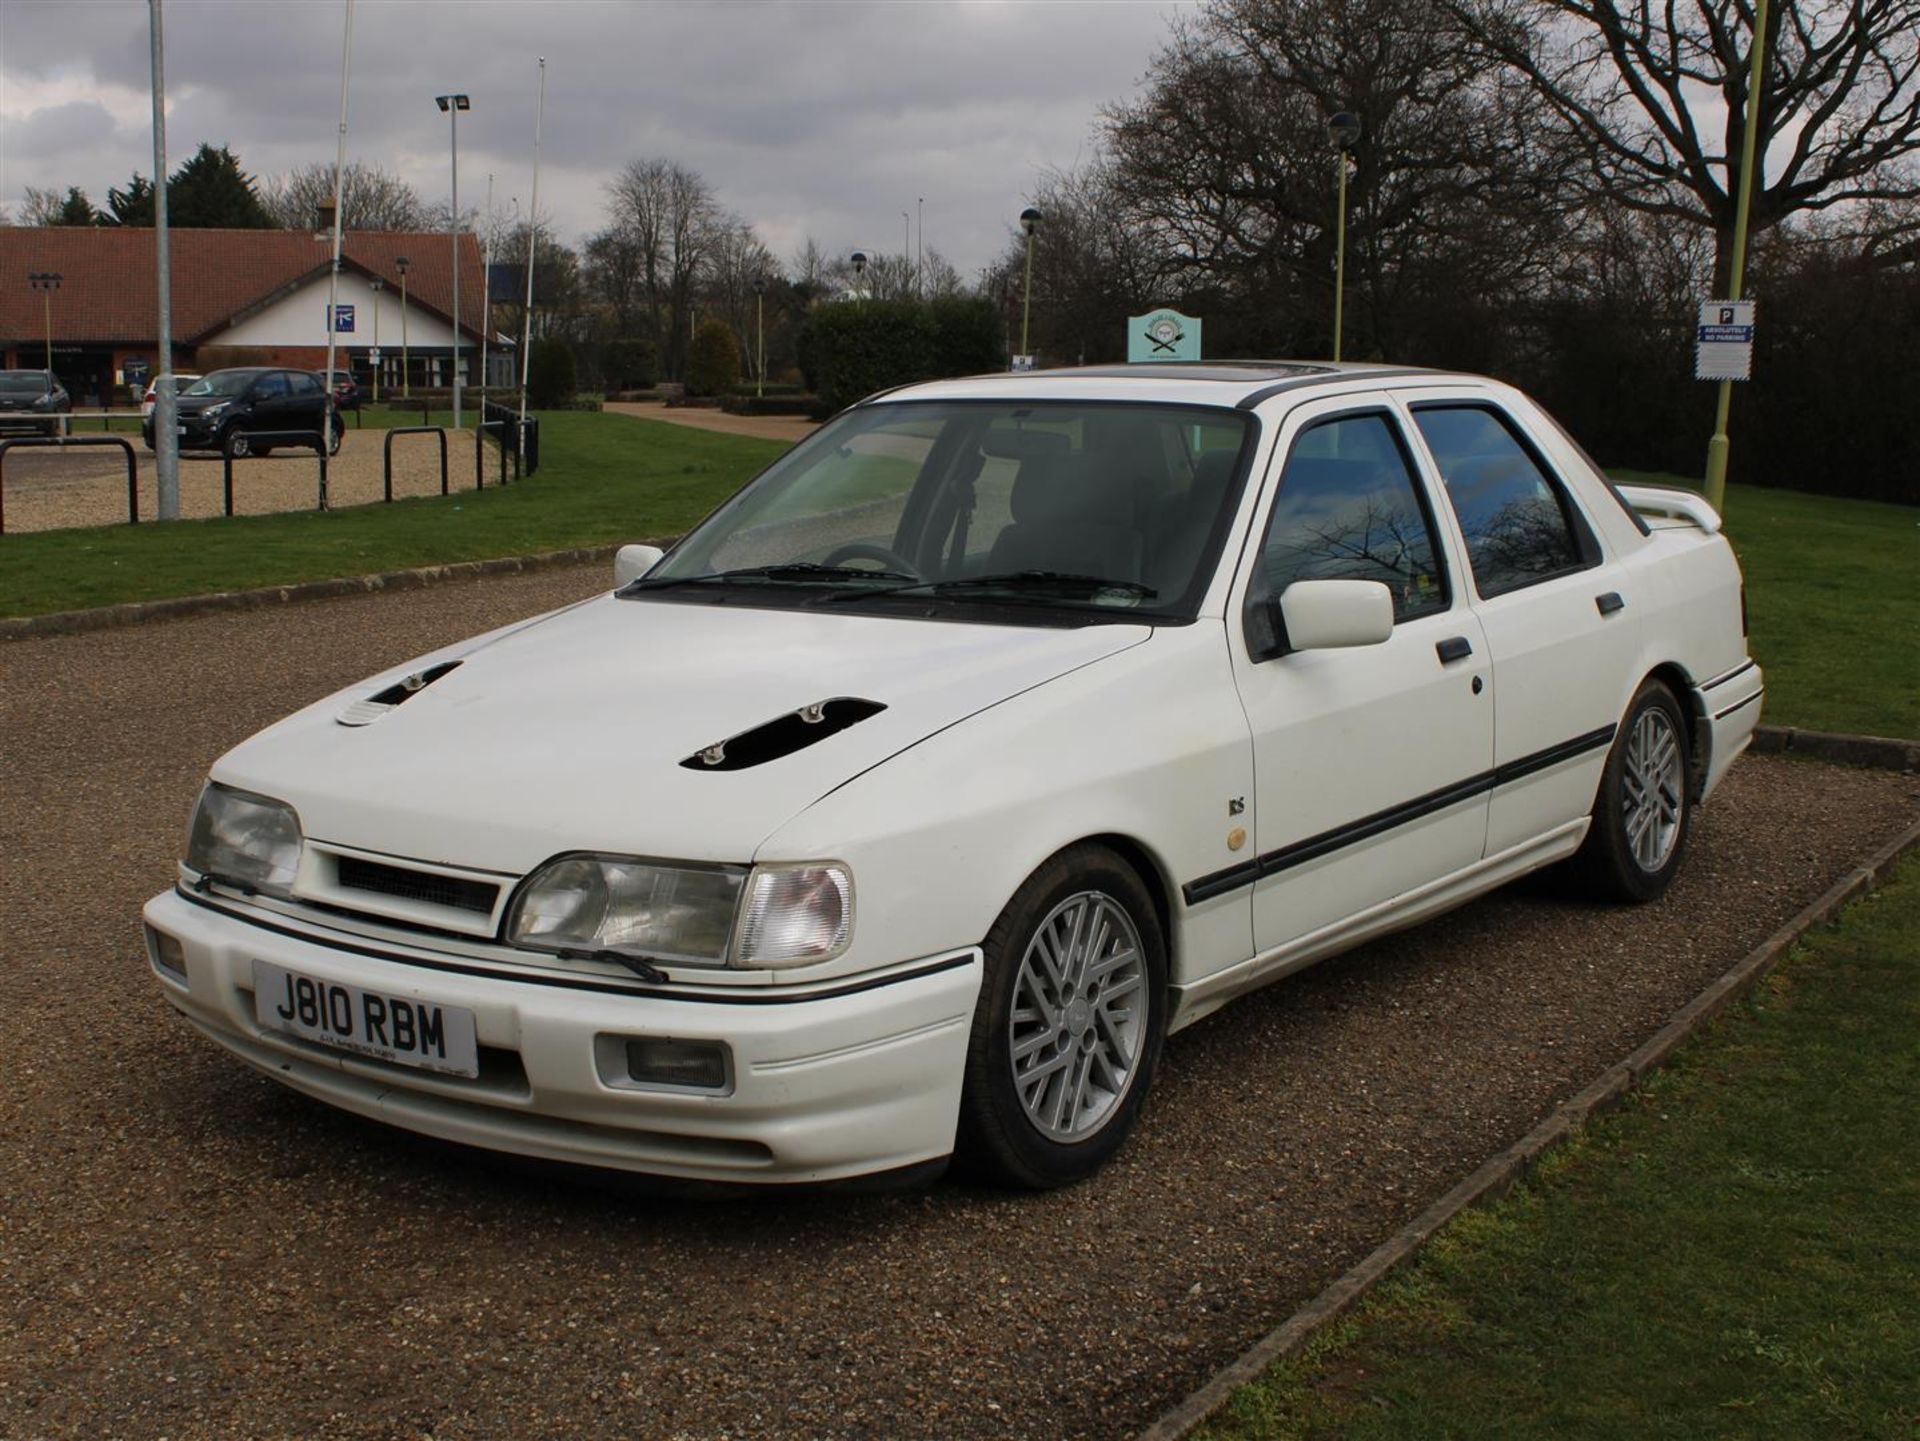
<box><xmin>647</xmin><ymin>400</ymin><xmax>1253</xmax><ymax>620</ymax></box>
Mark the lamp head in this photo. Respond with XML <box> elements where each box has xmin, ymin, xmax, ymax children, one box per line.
<box><xmin>1019</xmin><ymin>206</ymin><xmax>1042</xmax><ymax>236</ymax></box>
<box><xmin>436</xmin><ymin>94</ymin><xmax>471</xmax><ymax>113</ymax></box>
<box><xmin>849</xmin><ymin>250</ymin><xmax>868</xmax><ymax>274</ymax></box>
<box><xmin>395</xmin><ymin>255</ymin><xmax>411</xmax><ymax>274</ymax></box>
<box><xmin>1327</xmin><ymin>112</ymin><xmax>1362</xmax><ymax>151</ymax></box>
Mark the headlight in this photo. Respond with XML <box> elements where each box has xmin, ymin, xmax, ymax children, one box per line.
<box><xmin>201</xmin><ymin>401</ymin><xmax>230</xmax><ymax>419</ymax></box>
<box><xmin>185</xmin><ymin>783</ymin><xmax>303</xmax><ymax>896</ymax></box>
<box><xmin>506</xmin><ymin>856</ymin><xmax>853</xmax><ymax>970</ymax></box>
<box><xmin>508</xmin><ymin>856</ymin><xmax>746</xmax><ymax>965</ymax></box>
<box><xmin>735</xmin><ymin>864</ymin><xmax>853</xmax><ymax>967</ymax></box>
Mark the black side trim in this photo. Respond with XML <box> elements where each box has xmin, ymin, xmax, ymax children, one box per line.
<box><xmin>1713</xmin><ymin>688</ymin><xmax>1763</xmax><ymax>722</ymax></box>
<box><xmin>1180</xmin><ymin>723</ymin><xmax>1619</xmax><ymax>906</ymax></box>
<box><xmin>174</xmin><ymin>886</ymin><xmax>973</xmax><ymax>1004</ymax></box>
<box><xmin>1183</xmin><ymin>860</ymin><xmax>1261</xmax><ymax>906</ymax></box>
<box><xmin>1493</xmin><ymin>724</ymin><xmax>1617</xmax><ymax>786</ymax></box>
<box><xmin>1701</xmin><ymin>659</ymin><xmax>1757</xmax><ymax>693</ymax></box>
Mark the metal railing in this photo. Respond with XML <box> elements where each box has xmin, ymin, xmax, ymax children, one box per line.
<box><xmin>223</xmin><ymin>430</ymin><xmax>331</xmax><ymax>515</ymax></box>
<box><xmin>0</xmin><ymin>434</ymin><xmax>139</xmax><ymax>534</ymax></box>
<box><xmin>474</xmin><ymin>421</ymin><xmax>515</xmax><ymax>490</ymax></box>
<box><xmin>383</xmin><ymin>427</ymin><xmax>450</xmax><ymax>501</ymax></box>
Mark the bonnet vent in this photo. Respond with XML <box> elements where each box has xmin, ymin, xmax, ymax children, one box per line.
<box><xmin>336</xmin><ymin>661</ymin><xmax>463</xmax><ymax>727</ymax></box>
<box><xmin>680</xmin><ymin>698</ymin><xmax>886</xmax><ymax>772</ymax></box>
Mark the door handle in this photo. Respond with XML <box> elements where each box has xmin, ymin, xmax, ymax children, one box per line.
<box><xmin>1435</xmin><ymin>636</ymin><xmax>1473</xmax><ymax>664</ymax></box>
<box><xmin>1595</xmin><ymin>591</ymin><xmax>1626</xmax><ymax>616</ymax></box>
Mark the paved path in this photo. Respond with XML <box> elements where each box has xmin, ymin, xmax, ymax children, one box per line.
<box><xmin>604</xmin><ymin>399</ymin><xmax>818</xmax><ymax>444</ymax></box>
<box><xmin>1</xmin><ymin>568</ymin><xmax>1914</xmax><ymax>1439</ymax></box>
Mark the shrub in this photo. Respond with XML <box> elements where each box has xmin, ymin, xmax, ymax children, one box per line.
<box><xmin>686</xmin><ymin>320</ymin><xmax>741</xmax><ymax>398</ymax></box>
<box><xmin>603</xmin><ymin>337</ymin><xmax>658</xmax><ymax>391</ymax></box>
<box><xmin>800</xmin><ymin>297</ymin><xmax>1003</xmax><ymax>414</ymax></box>
<box><xmin>526</xmin><ymin>337</ymin><xmax>576</xmax><ymax>409</ymax></box>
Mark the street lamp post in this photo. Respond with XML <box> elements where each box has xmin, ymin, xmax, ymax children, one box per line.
<box><xmin>27</xmin><ymin>271</ymin><xmax>62</xmax><ymax>375</ymax></box>
<box><xmin>368</xmin><ymin>277</ymin><xmax>384</xmax><ymax>402</ymax></box>
<box><xmin>752</xmin><ymin>275</ymin><xmax>767</xmax><ymax>399</ymax></box>
<box><xmin>1018</xmin><ymin>207</ymin><xmax>1041</xmax><ymax>363</ymax></box>
<box><xmin>1326</xmin><ymin>111</ymin><xmax>1361</xmax><ymax>363</ymax></box>
<box><xmin>395</xmin><ymin>255</ymin><xmax>411</xmax><ymax>398</ymax></box>
<box><xmin>435</xmin><ymin>92</ymin><xmax>470</xmax><ymax>429</ymax></box>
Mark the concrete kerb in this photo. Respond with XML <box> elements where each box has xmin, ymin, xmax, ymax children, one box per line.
<box><xmin>0</xmin><ymin>541</ymin><xmax>681</xmax><ymax>642</ymax></box>
<box><xmin>1136</xmin><ymin>798</ymin><xmax>1920</xmax><ymax>1441</ymax></box>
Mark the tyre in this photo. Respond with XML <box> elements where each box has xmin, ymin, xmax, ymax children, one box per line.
<box><xmin>1569</xmin><ymin>679</ymin><xmax>1692</xmax><ymax>902</ymax></box>
<box><xmin>226</xmin><ymin>431</ymin><xmax>252</xmax><ymax>459</ymax></box>
<box><xmin>957</xmin><ymin>843</ymin><xmax>1167</xmax><ymax>1188</ymax></box>
<box><xmin>326</xmin><ymin>423</ymin><xmax>343</xmax><ymax>457</ymax></box>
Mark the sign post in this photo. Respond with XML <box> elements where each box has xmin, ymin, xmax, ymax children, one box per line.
<box><xmin>1127</xmin><ymin>308</ymin><xmax>1202</xmax><ymax>363</ymax></box>
<box><xmin>1694</xmin><ymin>301</ymin><xmax>1755</xmax><ymax>381</ymax></box>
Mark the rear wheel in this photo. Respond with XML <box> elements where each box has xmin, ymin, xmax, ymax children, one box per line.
<box><xmin>1569</xmin><ymin>679</ymin><xmax>1692</xmax><ymax>902</ymax></box>
<box><xmin>957</xmin><ymin>844</ymin><xmax>1166</xmax><ymax>1188</ymax></box>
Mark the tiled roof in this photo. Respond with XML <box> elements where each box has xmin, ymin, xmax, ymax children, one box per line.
<box><xmin>0</xmin><ymin>227</ymin><xmax>487</xmax><ymax>345</ymax></box>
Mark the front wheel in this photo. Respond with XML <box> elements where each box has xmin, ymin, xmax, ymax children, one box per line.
<box><xmin>1569</xmin><ymin>679</ymin><xmax>1692</xmax><ymax>902</ymax></box>
<box><xmin>226</xmin><ymin>431</ymin><xmax>252</xmax><ymax>459</ymax></box>
<box><xmin>326</xmin><ymin>424</ymin><xmax>343</xmax><ymax>457</ymax></box>
<box><xmin>957</xmin><ymin>844</ymin><xmax>1167</xmax><ymax>1188</ymax></box>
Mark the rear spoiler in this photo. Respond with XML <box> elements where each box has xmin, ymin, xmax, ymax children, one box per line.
<box><xmin>1617</xmin><ymin>485</ymin><xmax>1722</xmax><ymax>534</ymax></box>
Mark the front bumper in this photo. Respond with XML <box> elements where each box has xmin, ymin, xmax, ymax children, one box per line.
<box><xmin>143</xmin><ymin>887</ymin><xmax>982</xmax><ymax>1185</ymax></box>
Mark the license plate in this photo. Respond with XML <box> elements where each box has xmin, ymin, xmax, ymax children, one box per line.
<box><xmin>252</xmin><ymin>960</ymin><xmax>479</xmax><ymax>1077</ymax></box>
<box><xmin>177</xmin><ymin>425</ymin><xmax>188</xmax><ymax>436</ymax></box>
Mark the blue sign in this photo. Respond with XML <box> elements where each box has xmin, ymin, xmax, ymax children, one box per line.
<box><xmin>1128</xmin><ymin>308</ymin><xmax>1202</xmax><ymax>363</ymax></box>
<box><xmin>124</xmin><ymin>357</ymin><xmax>151</xmax><ymax>385</ymax></box>
<box><xmin>329</xmin><ymin>304</ymin><xmax>356</xmax><ymax>333</ymax></box>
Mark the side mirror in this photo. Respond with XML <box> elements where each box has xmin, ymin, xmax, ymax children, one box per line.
<box><xmin>614</xmin><ymin>544</ymin><xmax>665</xmax><ymax>586</ymax></box>
<box><xmin>1278</xmin><ymin>579</ymin><xmax>1393</xmax><ymax>651</ymax></box>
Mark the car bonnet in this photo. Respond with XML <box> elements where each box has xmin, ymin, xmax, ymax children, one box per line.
<box><xmin>210</xmin><ymin>592</ymin><xmax>1151</xmax><ymax>874</ymax></box>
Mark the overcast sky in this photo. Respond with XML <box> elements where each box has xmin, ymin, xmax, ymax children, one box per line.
<box><xmin>1</xmin><ymin>0</ymin><xmax>1191</xmax><ymax>279</ymax></box>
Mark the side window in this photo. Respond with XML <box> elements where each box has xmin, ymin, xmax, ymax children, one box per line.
<box><xmin>255</xmin><ymin>373</ymin><xmax>289</xmax><ymax>399</ymax></box>
<box><xmin>288</xmin><ymin>372</ymin><xmax>321</xmax><ymax>397</ymax></box>
<box><xmin>1412</xmin><ymin>405</ymin><xmax>1592</xmax><ymax>596</ymax></box>
<box><xmin>1246</xmin><ymin>412</ymin><xmax>1449</xmax><ymax>653</ymax></box>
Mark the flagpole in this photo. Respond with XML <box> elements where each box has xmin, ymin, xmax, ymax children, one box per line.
<box><xmin>517</xmin><ymin>56</ymin><xmax>545</xmax><ymax>452</ymax></box>
<box><xmin>319</xmin><ymin>0</ymin><xmax>355</xmax><ymax>511</ymax></box>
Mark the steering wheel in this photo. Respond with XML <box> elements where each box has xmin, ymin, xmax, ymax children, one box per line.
<box><xmin>820</xmin><ymin>543</ymin><xmax>920</xmax><ymax>577</ymax></box>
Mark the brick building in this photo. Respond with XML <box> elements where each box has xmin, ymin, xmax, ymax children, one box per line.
<box><xmin>0</xmin><ymin>227</ymin><xmax>494</xmax><ymax>405</ymax></box>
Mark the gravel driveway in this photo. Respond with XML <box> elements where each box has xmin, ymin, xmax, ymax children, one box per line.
<box><xmin>2</xmin><ymin>565</ymin><xmax>1914</xmax><ymax>1440</ymax></box>
<box><xmin>0</xmin><ymin>424</ymin><xmax>488</xmax><ymax>532</ymax></box>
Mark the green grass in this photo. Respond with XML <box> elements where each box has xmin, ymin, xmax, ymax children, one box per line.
<box><xmin>1613</xmin><ymin>472</ymin><xmax>1919</xmax><ymax>738</ymax></box>
<box><xmin>0</xmin><ymin>411</ymin><xmax>783</xmax><ymax>616</ymax></box>
<box><xmin>1199</xmin><ymin>853</ymin><xmax>1920</xmax><ymax>1441</ymax></box>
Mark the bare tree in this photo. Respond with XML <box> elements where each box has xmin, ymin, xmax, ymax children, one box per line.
<box><xmin>1455</xmin><ymin>0</ymin><xmax>1920</xmax><ymax>292</ymax></box>
<box><xmin>596</xmin><ymin>158</ymin><xmax>724</xmax><ymax>379</ymax></box>
<box><xmin>1098</xmin><ymin>0</ymin><xmax>1573</xmax><ymax>360</ymax></box>
<box><xmin>263</xmin><ymin>162</ymin><xmax>427</xmax><ymax>230</ymax></box>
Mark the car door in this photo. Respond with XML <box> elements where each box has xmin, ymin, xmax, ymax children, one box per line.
<box><xmin>1228</xmin><ymin>401</ymin><xmax>1493</xmax><ymax>957</ymax></box>
<box><xmin>287</xmin><ymin>371</ymin><xmax>325</xmax><ymax>436</ymax></box>
<box><xmin>1397</xmin><ymin>392</ymin><xmax>1642</xmax><ymax>856</ymax></box>
<box><xmin>249</xmin><ymin>371</ymin><xmax>291</xmax><ymax>433</ymax></box>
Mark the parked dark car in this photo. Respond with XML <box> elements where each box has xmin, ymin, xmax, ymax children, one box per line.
<box><xmin>325</xmin><ymin>369</ymin><xmax>363</xmax><ymax>411</ymax></box>
<box><xmin>0</xmin><ymin>370</ymin><xmax>72</xmax><ymax>435</ymax></box>
<box><xmin>141</xmin><ymin>367</ymin><xmax>345</xmax><ymax>457</ymax></box>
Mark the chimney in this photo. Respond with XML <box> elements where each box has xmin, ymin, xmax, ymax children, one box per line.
<box><xmin>315</xmin><ymin>198</ymin><xmax>337</xmax><ymax>234</ymax></box>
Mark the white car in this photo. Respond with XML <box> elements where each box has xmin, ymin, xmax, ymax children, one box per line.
<box><xmin>140</xmin><ymin>372</ymin><xmax>202</xmax><ymax>418</ymax></box>
<box><xmin>143</xmin><ymin>362</ymin><xmax>1763</xmax><ymax>1189</ymax></box>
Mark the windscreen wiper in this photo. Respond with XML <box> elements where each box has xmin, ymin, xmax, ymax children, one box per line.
<box><xmin>621</xmin><ymin>562</ymin><xmax>918</xmax><ymax>595</ymax></box>
<box><xmin>825</xmin><ymin>570</ymin><xmax>1158</xmax><ymax>603</ymax></box>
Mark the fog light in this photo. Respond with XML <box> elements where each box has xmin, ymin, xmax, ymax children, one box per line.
<box><xmin>145</xmin><ymin>924</ymin><xmax>187</xmax><ymax>981</ymax></box>
<box><xmin>625</xmin><ymin>1037</ymin><xmax>730</xmax><ymax>1091</ymax></box>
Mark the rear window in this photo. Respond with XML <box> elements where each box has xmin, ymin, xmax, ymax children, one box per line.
<box><xmin>0</xmin><ymin>372</ymin><xmax>51</xmax><ymax>394</ymax></box>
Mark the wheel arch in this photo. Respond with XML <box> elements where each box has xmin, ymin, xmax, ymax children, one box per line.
<box><xmin>1644</xmin><ymin>659</ymin><xmax>1709</xmax><ymax>799</ymax></box>
<box><xmin>1042</xmin><ymin>830</ymin><xmax>1178</xmax><ymax>979</ymax></box>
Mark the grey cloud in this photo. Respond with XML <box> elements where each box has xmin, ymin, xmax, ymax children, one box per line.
<box><xmin>3</xmin><ymin>0</ymin><xmax>1186</xmax><ymax>275</ymax></box>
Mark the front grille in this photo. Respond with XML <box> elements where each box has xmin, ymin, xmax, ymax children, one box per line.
<box><xmin>335</xmin><ymin>855</ymin><xmax>499</xmax><ymax>916</ymax></box>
